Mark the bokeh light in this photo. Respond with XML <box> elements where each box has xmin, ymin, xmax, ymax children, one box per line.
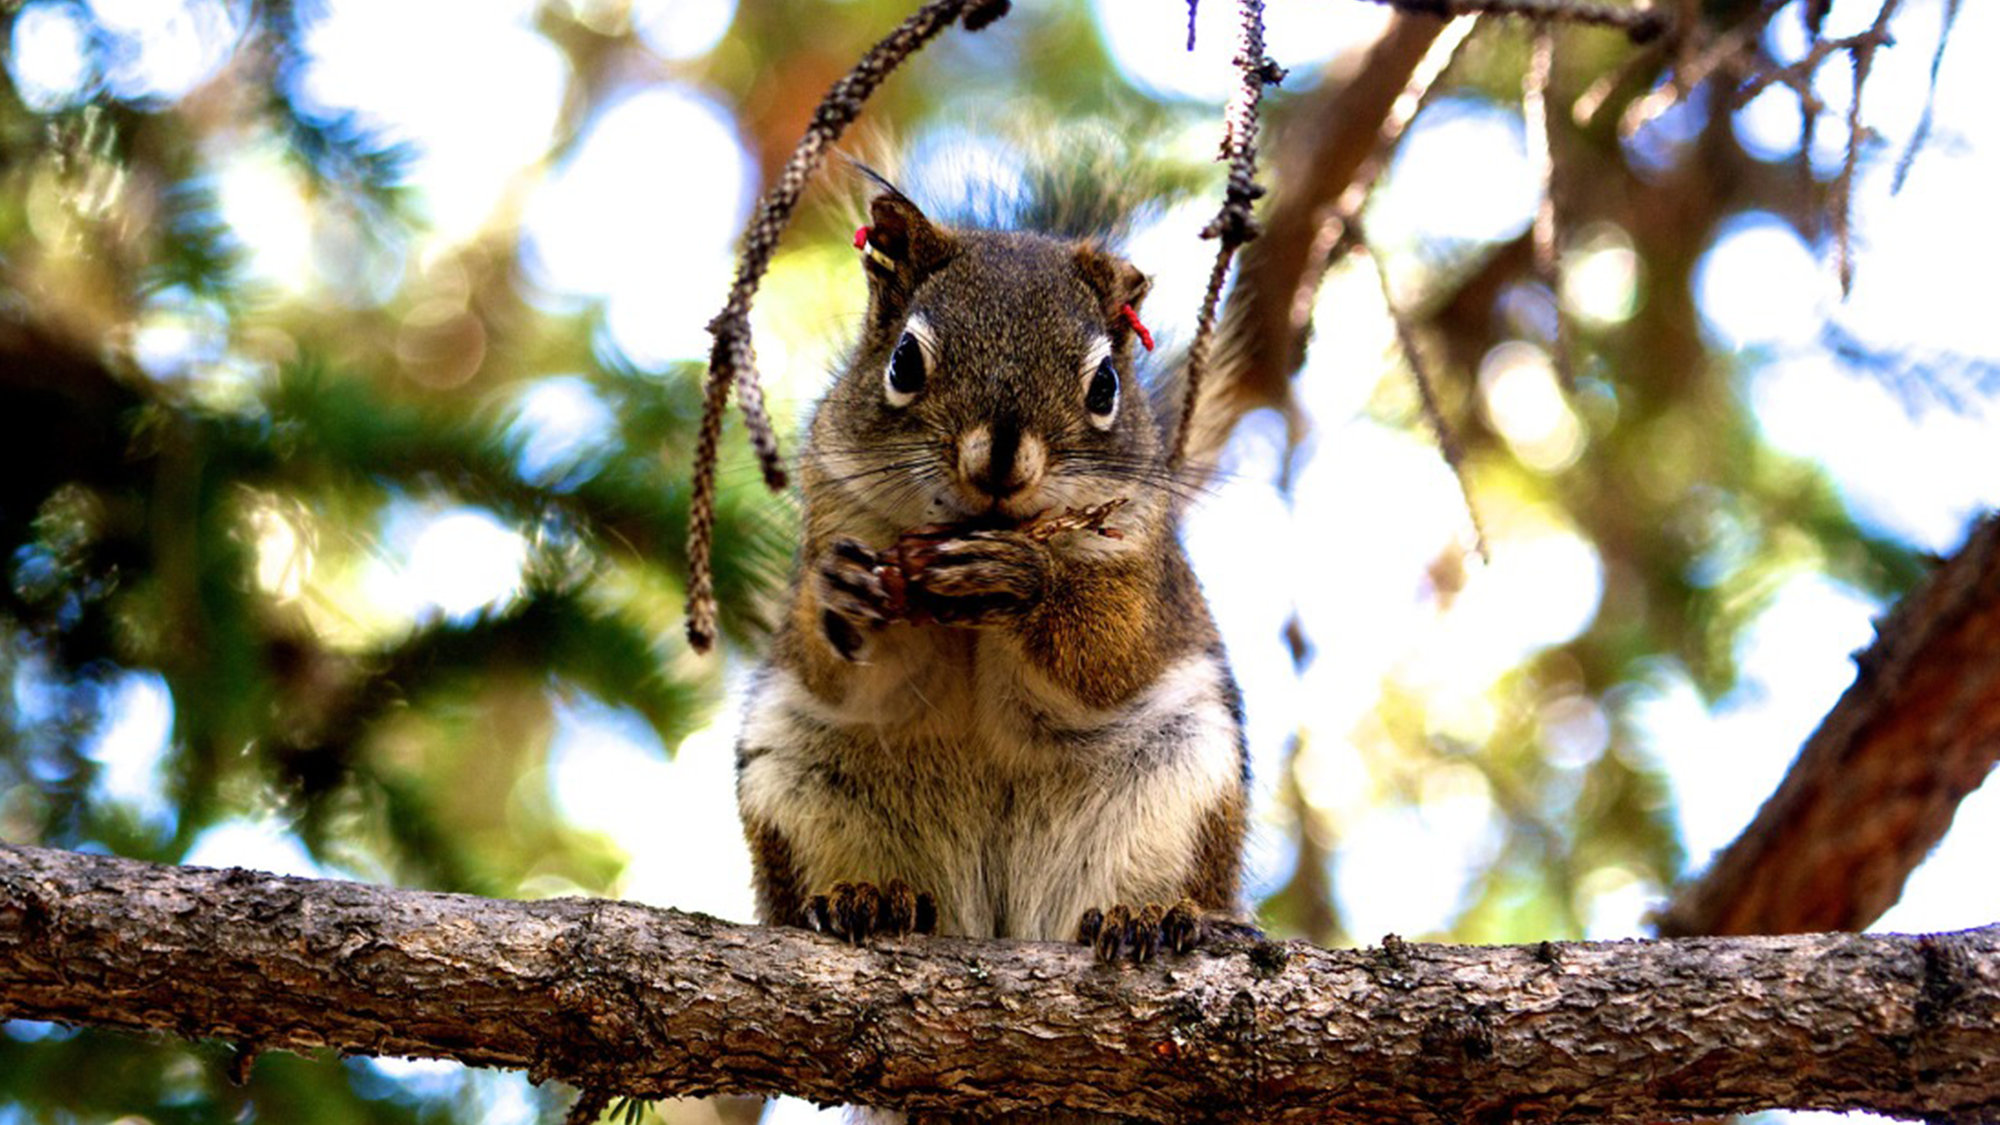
<box><xmin>522</xmin><ymin>85</ymin><xmax>753</xmax><ymax>367</ymax></box>
<box><xmin>7</xmin><ymin>2</ymin><xmax>95</xmax><ymax>110</ymax></box>
<box><xmin>296</xmin><ymin>0</ymin><xmax>568</xmax><ymax>240</ymax></box>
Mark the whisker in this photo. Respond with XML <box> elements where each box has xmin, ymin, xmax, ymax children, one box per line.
<box><xmin>816</xmin><ymin>457</ymin><xmax>939</xmax><ymax>488</ymax></box>
<box><xmin>1050</xmin><ymin>453</ymin><xmax>1226</xmax><ymax>497</ymax></box>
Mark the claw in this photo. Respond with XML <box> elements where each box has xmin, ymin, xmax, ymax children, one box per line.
<box><xmin>805</xmin><ymin>880</ymin><xmax>939</xmax><ymax>944</ymax></box>
<box><xmin>1163</xmin><ymin>900</ymin><xmax>1203</xmax><ymax>954</ymax></box>
<box><xmin>1131</xmin><ymin>903</ymin><xmax>1165</xmax><ymax>963</ymax></box>
<box><xmin>1077</xmin><ymin>907</ymin><xmax>1105</xmax><ymax>945</ymax></box>
<box><xmin>815</xmin><ymin>539</ymin><xmax>901</xmax><ymax>659</ymax></box>
<box><xmin>1079</xmin><ymin>898</ymin><xmax>1216</xmax><ymax>963</ymax></box>
<box><xmin>1093</xmin><ymin>904</ymin><xmax>1131</xmax><ymax>962</ymax></box>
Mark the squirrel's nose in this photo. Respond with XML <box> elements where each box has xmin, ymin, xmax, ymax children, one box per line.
<box><xmin>958</xmin><ymin>421</ymin><xmax>1046</xmax><ymax>500</ymax></box>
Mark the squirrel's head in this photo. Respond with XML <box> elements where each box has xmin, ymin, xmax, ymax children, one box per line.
<box><xmin>809</xmin><ymin>187</ymin><xmax>1161</xmax><ymax>535</ymax></box>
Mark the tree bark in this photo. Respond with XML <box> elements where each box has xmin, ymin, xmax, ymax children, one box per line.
<box><xmin>1660</xmin><ymin>513</ymin><xmax>2000</xmax><ymax>936</ymax></box>
<box><xmin>3</xmin><ymin>845</ymin><xmax>1996</xmax><ymax>1123</ymax></box>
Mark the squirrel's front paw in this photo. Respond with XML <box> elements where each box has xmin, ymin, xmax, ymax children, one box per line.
<box><xmin>805</xmin><ymin>879</ymin><xmax>938</xmax><ymax>942</ymax></box>
<box><xmin>1076</xmin><ymin>899</ymin><xmax>1218</xmax><ymax>963</ymax></box>
<box><xmin>815</xmin><ymin>538</ymin><xmax>899</xmax><ymax>660</ymax></box>
<box><xmin>908</xmin><ymin>530</ymin><xmax>1051</xmax><ymax>624</ymax></box>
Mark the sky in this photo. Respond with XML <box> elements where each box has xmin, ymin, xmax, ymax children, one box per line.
<box><xmin>8</xmin><ymin>1</ymin><xmax>2000</xmax><ymax>1122</ymax></box>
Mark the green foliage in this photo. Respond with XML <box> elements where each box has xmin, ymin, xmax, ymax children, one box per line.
<box><xmin>0</xmin><ymin>0</ymin><xmax>1951</xmax><ymax>1121</ymax></box>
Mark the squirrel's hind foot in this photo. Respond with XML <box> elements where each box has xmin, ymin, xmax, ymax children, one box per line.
<box><xmin>806</xmin><ymin>879</ymin><xmax>938</xmax><ymax>942</ymax></box>
<box><xmin>1077</xmin><ymin>899</ymin><xmax>1204</xmax><ymax>963</ymax></box>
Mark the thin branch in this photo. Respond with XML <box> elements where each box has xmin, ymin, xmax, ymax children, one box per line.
<box><xmin>1709</xmin><ymin>0</ymin><xmax>1905</xmax><ymax>296</ymax></box>
<box><xmin>1353</xmin><ymin>227</ymin><xmax>1490</xmax><ymax>562</ymax></box>
<box><xmin>4</xmin><ymin>845</ymin><xmax>1999</xmax><ymax>1123</ymax></box>
<box><xmin>1832</xmin><ymin>0</ymin><xmax>1903</xmax><ymax>296</ymax></box>
<box><xmin>1263</xmin><ymin>20</ymin><xmax>1513</xmax><ymax>538</ymax></box>
<box><xmin>1173</xmin><ymin>0</ymin><xmax>1281</xmax><ymax>469</ymax></box>
<box><xmin>1733</xmin><ymin>26</ymin><xmax>1890</xmax><ymax>105</ymax></box>
<box><xmin>1348</xmin><ymin>0</ymin><xmax>1669</xmax><ymax>42</ymax></box>
<box><xmin>1891</xmin><ymin>0</ymin><xmax>1962</xmax><ymax>193</ymax></box>
<box><xmin>685</xmin><ymin>0</ymin><xmax>1012</xmax><ymax>652</ymax></box>
<box><xmin>1523</xmin><ymin>22</ymin><xmax>1574</xmax><ymax>389</ymax></box>
<box><xmin>1611</xmin><ymin>14</ymin><xmax>1771</xmax><ymax>137</ymax></box>
<box><xmin>1332</xmin><ymin>12</ymin><xmax>1483</xmax><ymax>227</ymax></box>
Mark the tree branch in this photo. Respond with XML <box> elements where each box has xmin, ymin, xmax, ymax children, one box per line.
<box><xmin>1660</xmin><ymin>513</ymin><xmax>2000</xmax><ymax>937</ymax></box>
<box><xmin>4</xmin><ymin>845</ymin><xmax>1997</xmax><ymax>1123</ymax></box>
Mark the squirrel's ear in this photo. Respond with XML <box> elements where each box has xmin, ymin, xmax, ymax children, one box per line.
<box><xmin>863</xmin><ymin>192</ymin><xmax>952</xmax><ymax>276</ymax></box>
<box><xmin>859</xmin><ymin>191</ymin><xmax>953</xmax><ymax>322</ymax></box>
<box><xmin>1074</xmin><ymin>245</ymin><xmax>1152</xmax><ymax>339</ymax></box>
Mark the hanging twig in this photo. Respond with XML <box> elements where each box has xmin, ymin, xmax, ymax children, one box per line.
<box><xmin>1173</xmin><ymin>0</ymin><xmax>1283</xmax><ymax>469</ymax></box>
<box><xmin>1288</xmin><ymin>14</ymin><xmax>1480</xmax><ymax>391</ymax></box>
<box><xmin>686</xmin><ymin>0</ymin><xmax>1012</xmax><ymax>653</ymax></box>
<box><xmin>1352</xmin><ymin>225</ymin><xmax>1490</xmax><ymax>562</ymax></box>
<box><xmin>1710</xmin><ymin>0</ymin><xmax>1905</xmax><ymax>296</ymax></box>
<box><xmin>1831</xmin><ymin>0</ymin><xmax>1902</xmax><ymax>296</ymax></box>
<box><xmin>1315</xmin><ymin>15</ymin><xmax>1482</xmax><ymax>279</ymax></box>
<box><xmin>1523</xmin><ymin>23</ymin><xmax>1574</xmax><ymax>389</ymax></box>
<box><xmin>1891</xmin><ymin>0</ymin><xmax>1961</xmax><ymax>193</ymax></box>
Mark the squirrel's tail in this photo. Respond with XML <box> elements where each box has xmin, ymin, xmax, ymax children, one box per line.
<box><xmin>1152</xmin><ymin>294</ymin><xmax>1305</xmax><ymax>494</ymax></box>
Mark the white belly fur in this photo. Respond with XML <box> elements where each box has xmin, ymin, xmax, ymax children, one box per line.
<box><xmin>737</xmin><ymin>644</ymin><xmax>1241</xmax><ymax>940</ymax></box>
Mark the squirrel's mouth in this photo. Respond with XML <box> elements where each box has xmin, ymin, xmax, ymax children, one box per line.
<box><xmin>964</xmin><ymin>490</ymin><xmax>1053</xmax><ymax>530</ymax></box>
<box><xmin>963</xmin><ymin>506</ymin><xmax>1028</xmax><ymax>531</ymax></box>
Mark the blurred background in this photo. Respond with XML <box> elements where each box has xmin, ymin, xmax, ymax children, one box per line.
<box><xmin>1</xmin><ymin>0</ymin><xmax>1994</xmax><ymax>1121</ymax></box>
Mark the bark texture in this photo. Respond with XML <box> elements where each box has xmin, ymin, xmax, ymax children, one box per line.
<box><xmin>3</xmin><ymin>844</ymin><xmax>1997</xmax><ymax>1123</ymax></box>
<box><xmin>1661</xmin><ymin>514</ymin><xmax>2000</xmax><ymax>936</ymax></box>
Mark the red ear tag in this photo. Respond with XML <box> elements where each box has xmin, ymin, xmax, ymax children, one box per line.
<box><xmin>1120</xmin><ymin>304</ymin><xmax>1155</xmax><ymax>352</ymax></box>
<box><xmin>854</xmin><ymin>225</ymin><xmax>894</xmax><ymax>269</ymax></box>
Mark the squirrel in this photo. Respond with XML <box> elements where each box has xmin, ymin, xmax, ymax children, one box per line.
<box><xmin>734</xmin><ymin>175</ymin><xmax>1250</xmax><ymax>977</ymax></box>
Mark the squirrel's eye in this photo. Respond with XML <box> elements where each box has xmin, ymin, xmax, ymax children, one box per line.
<box><xmin>884</xmin><ymin>332</ymin><xmax>925</xmax><ymax>408</ymax></box>
<box><xmin>1085</xmin><ymin>357</ymin><xmax>1119</xmax><ymax>428</ymax></box>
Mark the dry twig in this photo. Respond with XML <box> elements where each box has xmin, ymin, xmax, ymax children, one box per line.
<box><xmin>1832</xmin><ymin>0</ymin><xmax>1902</xmax><ymax>295</ymax></box>
<box><xmin>1353</xmin><ymin>228</ymin><xmax>1490</xmax><ymax>562</ymax></box>
<box><xmin>1608</xmin><ymin>0</ymin><xmax>1913</xmax><ymax>296</ymax></box>
<box><xmin>1312</xmin><ymin>16</ymin><xmax>1481</xmax><ymax>292</ymax></box>
<box><xmin>685</xmin><ymin>0</ymin><xmax>1012</xmax><ymax>652</ymax></box>
<box><xmin>868</xmin><ymin>500</ymin><xmax>1130</xmax><ymax>621</ymax></box>
<box><xmin>1892</xmin><ymin>0</ymin><xmax>1962</xmax><ymax>193</ymax></box>
<box><xmin>1019</xmin><ymin>498</ymin><xmax>1130</xmax><ymax>543</ymax></box>
<box><xmin>1714</xmin><ymin>0</ymin><xmax>1911</xmax><ymax>295</ymax></box>
<box><xmin>1523</xmin><ymin>23</ymin><xmax>1574</xmax><ymax>389</ymax></box>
